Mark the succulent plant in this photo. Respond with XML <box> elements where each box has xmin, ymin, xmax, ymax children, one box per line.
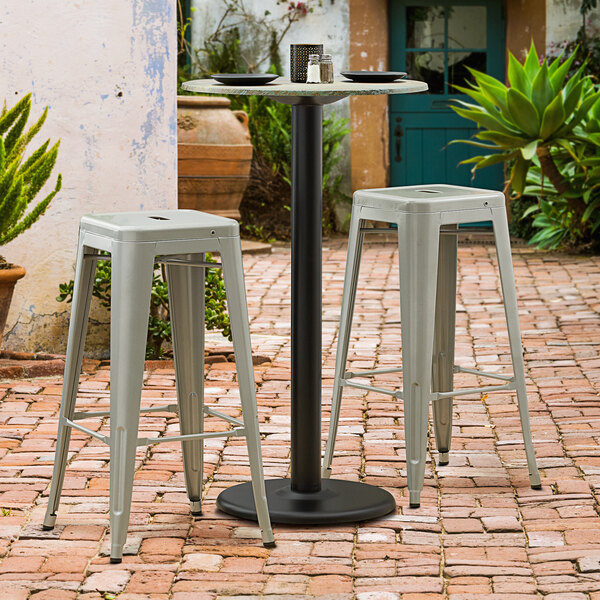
<box><xmin>0</xmin><ymin>93</ymin><xmax>61</xmax><ymax>259</ymax></box>
<box><xmin>451</xmin><ymin>42</ymin><xmax>600</xmax><ymax>207</ymax></box>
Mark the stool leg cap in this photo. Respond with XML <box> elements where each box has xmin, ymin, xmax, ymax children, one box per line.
<box><xmin>110</xmin><ymin>557</ymin><xmax>122</xmax><ymax>564</ymax></box>
<box><xmin>263</xmin><ymin>541</ymin><xmax>276</xmax><ymax>548</ymax></box>
<box><xmin>190</xmin><ymin>500</ymin><xmax>202</xmax><ymax>516</ymax></box>
<box><xmin>42</xmin><ymin>514</ymin><xmax>56</xmax><ymax>530</ymax></box>
<box><xmin>409</xmin><ymin>490</ymin><xmax>421</xmax><ymax>508</ymax></box>
<box><xmin>531</xmin><ymin>484</ymin><xmax>542</xmax><ymax>490</ymax></box>
<box><xmin>438</xmin><ymin>451</ymin><xmax>449</xmax><ymax>466</ymax></box>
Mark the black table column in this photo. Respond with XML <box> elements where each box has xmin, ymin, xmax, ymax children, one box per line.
<box><xmin>290</xmin><ymin>103</ymin><xmax>322</xmax><ymax>493</ymax></box>
<box><xmin>217</xmin><ymin>97</ymin><xmax>396</xmax><ymax>525</ymax></box>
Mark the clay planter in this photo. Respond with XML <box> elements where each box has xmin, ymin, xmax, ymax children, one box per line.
<box><xmin>177</xmin><ymin>96</ymin><xmax>253</xmax><ymax>220</ymax></box>
<box><xmin>0</xmin><ymin>265</ymin><xmax>25</xmax><ymax>348</ymax></box>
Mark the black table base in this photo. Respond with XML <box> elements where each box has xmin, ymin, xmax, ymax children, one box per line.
<box><xmin>217</xmin><ymin>98</ymin><xmax>396</xmax><ymax>524</ymax></box>
<box><xmin>217</xmin><ymin>478</ymin><xmax>396</xmax><ymax>525</ymax></box>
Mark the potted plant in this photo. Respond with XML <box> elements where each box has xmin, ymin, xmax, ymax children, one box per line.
<box><xmin>0</xmin><ymin>93</ymin><xmax>62</xmax><ymax>346</ymax></box>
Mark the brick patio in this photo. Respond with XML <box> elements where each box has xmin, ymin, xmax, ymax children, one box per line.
<box><xmin>1</xmin><ymin>238</ymin><xmax>600</xmax><ymax>599</ymax></box>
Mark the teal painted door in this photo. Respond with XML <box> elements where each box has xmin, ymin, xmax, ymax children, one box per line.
<box><xmin>389</xmin><ymin>1</ymin><xmax>505</xmax><ymax>189</ymax></box>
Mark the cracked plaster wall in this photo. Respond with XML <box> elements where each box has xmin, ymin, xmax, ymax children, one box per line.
<box><xmin>546</xmin><ymin>0</ymin><xmax>600</xmax><ymax>46</ymax></box>
<box><xmin>0</xmin><ymin>0</ymin><xmax>177</xmax><ymax>356</ymax></box>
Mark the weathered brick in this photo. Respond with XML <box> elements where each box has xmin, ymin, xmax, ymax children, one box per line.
<box><xmin>0</xmin><ymin>241</ymin><xmax>600</xmax><ymax>599</ymax></box>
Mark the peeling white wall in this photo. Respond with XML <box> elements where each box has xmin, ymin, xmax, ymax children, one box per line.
<box><xmin>546</xmin><ymin>0</ymin><xmax>600</xmax><ymax>46</ymax></box>
<box><xmin>190</xmin><ymin>0</ymin><xmax>351</xmax><ymax>194</ymax></box>
<box><xmin>0</xmin><ymin>0</ymin><xmax>177</xmax><ymax>355</ymax></box>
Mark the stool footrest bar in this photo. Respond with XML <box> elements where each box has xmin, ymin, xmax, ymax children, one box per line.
<box><xmin>435</xmin><ymin>382</ymin><xmax>515</xmax><ymax>400</ymax></box>
<box><xmin>454</xmin><ymin>365</ymin><xmax>514</xmax><ymax>381</ymax></box>
<box><xmin>138</xmin><ymin>427</ymin><xmax>245</xmax><ymax>447</ymax></box>
<box><xmin>72</xmin><ymin>403</ymin><xmax>179</xmax><ymax>420</ymax></box>
<box><xmin>204</xmin><ymin>406</ymin><xmax>244</xmax><ymax>427</ymax></box>
<box><xmin>342</xmin><ymin>379</ymin><xmax>402</xmax><ymax>398</ymax></box>
<box><xmin>64</xmin><ymin>418</ymin><xmax>109</xmax><ymax>444</ymax></box>
<box><xmin>345</xmin><ymin>367</ymin><xmax>402</xmax><ymax>378</ymax></box>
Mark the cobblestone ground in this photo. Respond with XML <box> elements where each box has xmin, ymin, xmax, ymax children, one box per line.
<box><xmin>1</xmin><ymin>239</ymin><xmax>600</xmax><ymax>600</ymax></box>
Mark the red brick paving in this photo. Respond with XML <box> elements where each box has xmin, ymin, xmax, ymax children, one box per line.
<box><xmin>0</xmin><ymin>239</ymin><xmax>599</xmax><ymax>598</ymax></box>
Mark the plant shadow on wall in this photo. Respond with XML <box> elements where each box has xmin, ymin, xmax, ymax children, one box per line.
<box><xmin>0</xmin><ymin>93</ymin><xmax>62</xmax><ymax>347</ymax></box>
<box><xmin>57</xmin><ymin>254</ymin><xmax>231</xmax><ymax>360</ymax></box>
<box><xmin>450</xmin><ymin>40</ymin><xmax>600</xmax><ymax>252</ymax></box>
<box><xmin>178</xmin><ymin>0</ymin><xmax>351</xmax><ymax>241</ymax></box>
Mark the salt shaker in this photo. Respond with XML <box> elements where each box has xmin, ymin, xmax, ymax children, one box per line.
<box><xmin>319</xmin><ymin>54</ymin><xmax>334</xmax><ymax>83</ymax></box>
<box><xmin>306</xmin><ymin>54</ymin><xmax>321</xmax><ymax>83</ymax></box>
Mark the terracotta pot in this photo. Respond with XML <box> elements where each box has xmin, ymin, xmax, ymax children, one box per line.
<box><xmin>0</xmin><ymin>265</ymin><xmax>25</xmax><ymax>348</ymax></box>
<box><xmin>177</xmin><ymin>96</ymin><xmax>253</xmax><ymax>220</ymax></box>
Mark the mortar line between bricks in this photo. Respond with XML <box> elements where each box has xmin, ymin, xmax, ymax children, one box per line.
<box><xmin>488</xmin><ymin>246</ymin><xmax>545</xmax><ymax>598</ymax></box>
<box><xmin>464</xmin><ymin>247</ymin><xmax>496</xmax><ymax>598</ymax></box>
<box><xmin>518</xmin><ymin>249</ymin><xmax>600</xmax><ymax>595</ymax></box>
<box><xmin>434</xmin><ymin>420</ymin><xmax>448</xmax><ymax>597</ymax></box>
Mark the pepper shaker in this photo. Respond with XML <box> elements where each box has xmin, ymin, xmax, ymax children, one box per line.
<box><xmin>319</xmin><ymin>54</ymin><xmax>334</xmax><ymax>83</ymax></box>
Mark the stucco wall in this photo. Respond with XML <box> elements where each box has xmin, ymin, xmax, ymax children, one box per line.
<box><xmin>0</xmin><ymin>0</ymin><xmax>177</xmax><ymax>356</ymax></box>
<box><xmin>546</xmin><ymin>0</ymin><xmax>600</xmax><ymax>45</ymax></box>
<box><xmin>349</xmin><ymin>0</ymin><xmax>389</xmax><ymax>192</ymax></box>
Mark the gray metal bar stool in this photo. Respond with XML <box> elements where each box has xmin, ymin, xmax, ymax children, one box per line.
<box><xmin>322</xmin><ymin>185</ymin><xmax>542</xmax><ymax>507</ymax></box>
<box><xmin>43</xmin><ymin>210</ymin><xmax>274</xmax><ymax>562</ymax></box>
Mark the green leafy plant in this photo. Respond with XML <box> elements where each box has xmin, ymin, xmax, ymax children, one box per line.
<box><xmin>452</xmin><ymin>42</ymin><xmax>599</xmax><ymax>196</ymax></box>
<box><xmin>58</xmin><ymin>254</ymin><xmax>231</xmax><ymax>359</ymax></box>
<box><xmin>239</xmin><ymin>98</ymin><xmax>351</xmax><ymax>240</ymax></box>
<box><xmin>0</xmin><ymin>93</ymin><xmax>62</xmax><ymax>264</ymax></box>
<box><xmin>520</xmin><ymin>110</ymin><xmax>600</xmax><ymax>249</ymax></box>
<box><xmin>451</xmin><ymin>41</ymin><xmax>600</xmax><ymax>249</ymax></box>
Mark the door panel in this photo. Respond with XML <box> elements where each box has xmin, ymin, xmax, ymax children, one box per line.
<box><xmin>389</xmin><ymin>0</ymin><xmax>505</xmax><ymax>190</ymax></box>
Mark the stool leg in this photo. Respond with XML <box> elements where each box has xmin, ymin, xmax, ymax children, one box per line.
<box><xmin>398</xmin><ymin>215</ymin><xmax>440</xmax><ymax>508</ymax></box>
<box><xmin>492</xmin><ymin>208</ymin><xmax>542</xmax><ymax>489</ymax></box>
<box><xmin>166</xmin><ymin>255</ymin><xmax>205</xmax><ymax>516</ymax></box>
<box><xmin>432</xmin><ymin>225</ymin><xmax>458</xmax><ymax>466</ymax></box>
<box><xmin>322</xmin><ymin>211</ymin><xmax>365</xmax><ymax>478</ymax></box>
<box><xmin>44</xmin><ymin>239</ymin><xmax>97</xmax><ymax>529</ymax></box>
<box><xmin>219</xmin><ymin>236</ymin><xmax>274</xmax><ymax>547</ymax></box>
<box><xmin>108</xmin><ymin>243</ymin><xmax>155</xmax><ymax>562</ymax></box>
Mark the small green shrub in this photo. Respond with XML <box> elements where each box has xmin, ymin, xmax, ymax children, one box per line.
<box><xmin>0</xmin><ymin>93</ymin><xmax>61</xmax><ymax>262</ymax></box>
<box><xmin>58</xmin><ymin>254</ymin><xmax>231</xmax><ymax>359</ymax></box>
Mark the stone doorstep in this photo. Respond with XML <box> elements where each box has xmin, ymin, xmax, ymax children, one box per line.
<box><xmin>240</xmin><ymin>239</ymin><xmax>272</xmax><ymax>255</ymax></box>
<box><xmin>0</xmin><ymin>351</ymin><xmax>67</xmax><ymax>379</ymax></box>
<box><xmin>0</xmin><ymin>347</ymin><xmax>271</xmax><ymax>380</ymax></box>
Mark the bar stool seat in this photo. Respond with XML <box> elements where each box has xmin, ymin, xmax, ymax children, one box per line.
<box><xmin>43</xmin><ymin>210</ymin><xmax>274</xmax><ymax>562</ymax></box>
<box><xmin>322</xmin><ymin>184</ymin><xmax>542</xmax><ymax>507</ymax></box>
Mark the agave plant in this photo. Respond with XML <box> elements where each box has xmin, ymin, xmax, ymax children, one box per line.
<box><xmin>520</xmin><ymin>96</ymin><xmax>600</xmax><ymax>249</ymax></box>
<box><xmin>0</xmin><ymin>93</ymin><xmax>62</xmax><ymax>262</ymax></box>
<box><xmin>451</xmin><ymin>42</ymin><xmax>600</xmax><ymax>219</ymax></box>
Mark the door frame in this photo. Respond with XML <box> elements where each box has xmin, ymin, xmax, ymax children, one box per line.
<box><xmin>347</xmin><ymin>0</ymin><xmax>545</xmax><ymax>192</ymax></box>
<box><xmin>388</xmin><ymin>0</ymin><xmax>506</xmax><ymax>190</ymax></box>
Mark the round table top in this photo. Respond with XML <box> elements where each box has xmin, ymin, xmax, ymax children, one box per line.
<box><xmin>181</xmin><ymin>76</ymin><xmax>428</xmax><ymax>98</ymax></box>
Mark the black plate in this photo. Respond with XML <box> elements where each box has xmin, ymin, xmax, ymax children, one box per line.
<box><xmin>211</xmin><ymin>73</ymin><xmax>279</xmax><ymax>86</ymax></box>
<box><xmin>341</xmin><ymin>71</ymin><xmax>407</xmax><ymax>83</ymax></box>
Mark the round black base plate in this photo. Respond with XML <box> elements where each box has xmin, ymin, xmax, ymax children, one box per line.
<box><xmin>217</xmin><ymin>478</ymin><xmax>396</xmax><ymax>525</ymax></box>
